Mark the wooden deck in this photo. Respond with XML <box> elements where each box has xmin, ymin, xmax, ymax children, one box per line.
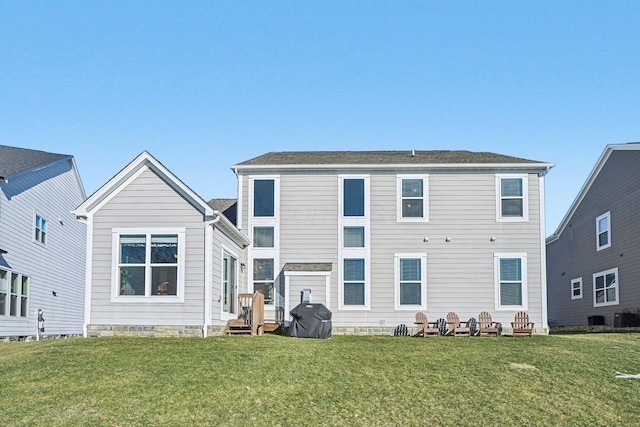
<box><xmin>223</xmin><ymin>291</ymin><xmax>283</xmax><ymax>336</ymax></box>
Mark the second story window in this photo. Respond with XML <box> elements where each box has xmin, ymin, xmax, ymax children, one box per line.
<box><xmin>596</xmin><ymin>212</ymin><xmax>611</xmax><ymax>251</ymax></box>
<box><xmin>496</xmin><ymin>175</ymin><xmax>528</xmax><ymax>222</ymax></box>
<box><xmin>343</xmin><ymin>178</ymin><xmax>365</xmax><ymax>217</ymax></box>
<box><xmin>397</xmin><ymin>175</ymin><xmax>428</xmax><ymax>222</ymax></box>
<box><xmin>253</xmin><ymin>179</ymin><xmax>275</xmax><ymax>217</ymax></box>
<box><xmin>34</xmin><ymin>214</ymin><xmax>47</xmax><ymax>245</ymax></box>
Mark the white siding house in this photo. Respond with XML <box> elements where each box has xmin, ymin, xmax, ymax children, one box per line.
<box><xmin>233</xmin><ymin>150</ymin><xmax>554</xmax><ymax>335</ymax></box>
<box><xmin>0</xmin><ymin>145</ymin><xmax>86</xmax><ymax>339</ymax></box>
<box><xmin>73</xmin><ymin>152</ymin><xmax>249</xmax><ymax>337</ymax></box>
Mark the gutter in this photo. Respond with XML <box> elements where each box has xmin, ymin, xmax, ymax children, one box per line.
<box><xmin>203</xmin><ymin>211</ymin><xmax>223</xmax><ymax>338</ymax></box>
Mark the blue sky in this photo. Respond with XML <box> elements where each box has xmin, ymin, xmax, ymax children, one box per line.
<box><xmin>2</xmin><ymin>1</ymin><xmax>639</xmax><ymax>234</ymax></box>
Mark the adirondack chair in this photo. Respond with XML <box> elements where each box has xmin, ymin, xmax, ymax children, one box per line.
<box><xmin>511</xmin><ymin>311</ymin><xmax>534</xmax><ymax>337</ymax></box>
<box><xmin>445</xmin><ymin>312</ymin><xmax>471</xmax><ymax>336</ymax></box>
<box><xmin>477</xmin><ymin>311</ymin><xmax>501</xmax><ymax>336</ymax></box>
<box><xmin>414</xmin><ymin>312</ymin><xmax>440</xmax><ymax>337</ymax></box>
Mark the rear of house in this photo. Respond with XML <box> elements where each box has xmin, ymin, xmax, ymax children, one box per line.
<box><xmin>547</xmin><ymin>143</ymin><xmax>640</xmax><ymax>327</ymax></box>
<box><xmin>233</xmin><ymin>150</ymin><xmax>553</xmax><ymax>334</ymax></box>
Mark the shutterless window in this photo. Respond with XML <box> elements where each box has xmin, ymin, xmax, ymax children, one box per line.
<box><xmin>118</xmin><ymin>234</ymin><xmax>178</xmax><ymax>296</ymax></box>
<box><xmin>596</xmin><ymin>212</ymin><xmax>611</xmax><ymax>250</ymax></box>
<box><xmin>34</xmin><ymin>214</ymin><xmax>47</xmax><ymax>245</ymax></box>
<box><xmin>253</xmin><ymin>179</ymin><xmax>275</xmax><ymax>217</ymax></box>
<box><xmin>571</xmin><ymin>278</ymin><xmax>583</xmax><ymax>300</ymax></box>
<box><xmin>401</xmin><ymin>179</ymin><xmax>424</xmax><ymax>218</ymax></box>
<box><xmin>343</xmin><ymin>258</ymin><xmax>365</xmax><ymax>305</ymax></box>
<box><xmin>343</xmin><ymin>226</ymin><xmax>365</xmax><ymax>248</ymax></box>
<box><xmin>399</xmin><ymin>258</ymin><xmax>421</xmax><ymax>305</ymax></box>
<box><xmin>223</xmin><ymin>253</ymin><xmax>237</xmax><ymax>314</ymax></box>
<box><xmin>500</xmin><ymin>178</ymin><xmax>524</xmax><ymax>218</ymax></box>
<box><xmin>0</xmin><ymin>269</ymin><xmax>8</xmax><ymax>316</ymax></box>
<box><xmin>253</xmin><ymin>226</ymin><xmax>275</xmax><ymax>248</ymax></box>
<box><xmin>499</xmin><ymin>258</ymin><xmax>523</xmax><ymax>306</ymax></box>
<box><xmin>343</xmin><ymin>179</ymin><xmax>365</xmax><ymax>217</ymax></box>
<box><xmin>594</xmin><ymin>268</ymin><xmax>618</xmax><ymax>307</ymax></box>
<box><xmin>253</xmin><ymin>258</ymin><xmax>275</xmax><ymax>305</ymax></box>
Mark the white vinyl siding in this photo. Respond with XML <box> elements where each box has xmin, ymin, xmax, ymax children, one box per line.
<box><xmin>396</xmin><ymin>175</ymin><xmax>429</xmax><ymax>222</ymax></box>
<box><xmin>593</xmin><ymin>268</ymin><xmax>618</xmax><ymax>307</ymax></box>
<box><xmin>596</xmin><ymin>211</ymin><xmax>611</xmax><ymax>251</ymax></box>
<box><xmin>571</xmin><ymin>277</ymin><xmax>583</xmax><ymax>300</ymax></box>
<box><xmin>394</xmin><ymin>253</ymin><xmax>427</xmax><ymax>310</ymax></box>
<box><xmin>496</xmin><ymin>174</ymin><xmax>529</xmax><ymax>222</ymax></box>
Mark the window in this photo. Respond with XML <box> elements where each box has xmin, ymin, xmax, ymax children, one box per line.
<box><xmin>253</xmin><ymin>179</ymin><xmax>275</xmax><ymax>217</ymax></box>
<box><xmin>496</xmin><ymin>175</ymin><xmax>528</xmax><ymax>222</ymax></box>
<box><xmin>112</xmin><ymin>229</ymin><xmax>185</xmax><ymax>302</ymax></box>
<box><xmin>596</xmin><ymin>212</ymin><xmax>611</xmax><ymax>250</ymax></box>
<box><xmin>253</xmin><ymin>258</ymin><xmax>275</xmax><ymax>305</ymax></box>
<box><xmin>343</xmin><ymin>178</ymin><xmax>365</xmax><ymax>217</ymax></box>
<box><xmin>593</xmin><ymin>268</ymin><xmax>618</xmax><ymax>307</ymax></box>
<box><xmin>222</xmin><ymin>252</ymin><xmax>237</xmax><ymax>314</ymax></box>
<box><xmin>253</xmin><ymin>226</ymin><xmax>274</xmax><ymax>248</ymax></box>
<box><xmin>571</xmin><ymin>277</ymin><xmax>583</xmax><ymax>300</ymax></box>
<box><xmin>494</xmin><ymin>253</ymin><xmax>527</xmax><ymax>310</ymax></box>
<box><xmin>343</xmin><ymin>258</ymin><xmax>365</xmax><ymax>306</ymax></box>
<box><xmin>34</xmin><ymin>213</ymin><xmax>47</xmax><ymax>245</ymax></box>
<box><xmin>397</xmin><ymin>175</ymin><xmax>429</xmax><ymax>221</ymax></box>
<box><xmin>343</xmin><ymin>226</ymin><xmax>365</xmax><ymax>248</ymax></box>
<box><xmin>394</xmin><ymin>254</ymin><xmax>427</xmax><ymax>310</ymax></box>
<box><xmin>0</xmin><ymin>268</ymin><xmax>28</xmax><ymax>318</ymax></box>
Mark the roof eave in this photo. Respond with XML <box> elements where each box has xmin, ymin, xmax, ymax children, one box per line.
<box><xmin>232</xmin><ymin>162</ymin><xmax>555</xmax><ymax>173</ymax></box>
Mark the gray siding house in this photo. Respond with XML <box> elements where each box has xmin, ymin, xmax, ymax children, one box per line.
<box><xmin>547</xmin><ymin>143</ymin><xmax>640</xmax><ymax>327</ymax></box>
<box><xmin>0</xmin><ymin>145</ymin><xmax>86</xmax><ymax>339</ymax></box>
<box><xmin>72</xmin><ymin>152</ymin><xmax>249</xmax><ymax>337</ymax></box>
<box><xmin>233</xmin><ymin>150</ymin><xmax>554</xmax><ymax>334</ymax></box>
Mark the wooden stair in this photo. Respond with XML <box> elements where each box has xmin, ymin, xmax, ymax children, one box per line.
<box><xmin>224</xmin><ymin>319</ymin><xmax>252</xmax><ymax>335</ymax></box>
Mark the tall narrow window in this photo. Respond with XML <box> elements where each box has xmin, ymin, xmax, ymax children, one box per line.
<box><xmin>254</xmin><ymin>180</ymin><xmax>275</xmax><ymax>217</ymax></box>
<box><xmin>394</xmin><ymin>254</ymin><xmax>427</xmax><ymax>309</ymax></box>
<box><xmin>571</xmin><ymin>278</ymin><xmax>583</xmax><ymax>300</ymax></box>
<box><xmin>596</xmin><ymin>212</ymin><xmax>611</xmax><ymax>250</ymax></box>
<box><xmin>494</xmin><ymin>253</ymin><xmax>527</xmax><ymax>310</ymax></box>
<box><xmin>496</xmin><ymin>175</ymin><xmax>528</xmax><ymax>222</ymax></box>
<box><xmin>10</xmin><ymin>273</ymin><xmax>19</xmax><ymax>316</ymax></box>
<box><xmin>223</xmin><ymin>253</ymin><xmax>237</xmax><ymax>314</ymax></box>
<box><xmin>253</xmin><ymin>258</ymin><xmax>275</xmax><ymax>305</ymax></box>
<box><xmin>20</xmin><ymin>276</ymin><xmax>29</xmax><ymax>317</ymax></box>
<box><xmin>343</xmin><ymin>179</ymin><xmax>365</xmax><ymax>217</ymax></box>
<box><xmin>397</xmin><ymin>175</ymin><xmax>429</xmax><ymax>221</ymax></box>
<box><xmin>593</xmin><ymin>268</ymin><xmax>618</xmax><ymax>307</ymax></box>
<box><xmin>0</xmin><ymin>269</ymin><xmax>8</xmax><ymax>316</ymax></box>
<box><xmin>34</xmin><ymin>214</ymin><xmax>47</xmax><ymax>245</ymax></box>
<box><xmin>343</xmin><ymin>258</ymin><xmax>365</xmax><ymax>305</ymax></box>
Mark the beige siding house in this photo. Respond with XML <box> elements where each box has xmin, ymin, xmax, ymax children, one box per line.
<box><xmin>73</xmin><ymin>152</ymin><xmax>249</xmax><ymax>337</ymax></box>
<box><xmin>233</xmin><ymin>150</ymin><xmax>554</xmax><ymax>334</ymax></box>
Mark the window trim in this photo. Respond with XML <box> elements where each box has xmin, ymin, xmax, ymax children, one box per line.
<box><xmin>396</xmin><ymin>175</ymin><xmax>429</xmax><ymax>222</ymax></box>
<box><xmin>0</xmin><ymin>268</ymin><xmax>29</xmax><ymax>319</ymax></box>
<box><xmin>571</xmin><ymin>277</ymin><xmax>583</xmax><ymax>300</ymax></box>
<box><xmin>253</xmin><ymin>258</ymin><xmax>276</xmax><ymax>306</ymax></box>
<box><xmin>495</xmin><ymin>174</ymin><xmax>529</xmax><ymax>222</ymax></box>
<box><xmin>593</xmin><ymin>267</ymin><xmax>619</xmax><ymax>307</ymax></box>
<box><xmin>494</xmin><ymin>252</ymin><xmax>528</xmax><ymax>311</ymax></box>
<box><xmin>221</xmin><ymin>245</ymin><xmax>241</xmax><ymax>320</ymax></box>
<box><xmin>111</xmin><ymin>228</ymin><xmax>186</xmax><ymax>303</ymax></box>
<box><xmin>596</xmin><ymin>211</ymin><xmax>611</xmax><ymax>251</ymax></box>
<box><xmin>394</xmin><ymin>253</ymin><xmax>427</xmax><ymax>311</ymax></box>
<box><xmin>249</xmin><ymin>176</ymin><xmax>280</xmax><ymax>221</ymax></box>
<box><xmin>33</xmin><ymin>212</ymin><xmax>48</xmax><ymax>246</ymax></box>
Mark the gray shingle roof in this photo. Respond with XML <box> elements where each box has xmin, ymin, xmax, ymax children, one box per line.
<box><xmin>234</xmin><ymin>150</ymin><xmax>548</xmax><ymax>168</ymax></box>
<box><xmin>207</xmin><ymin>198</ymin><xmax>238</xmax><ymax>225</ymax></box>
<box><xmin>0</xmin><ymin>145</ymin><xmax>70</xmax><ymax>178</ymax></box>
<box><xmin>283</xmin><ymin>263</ymin><xmax>333</xmax><ymax>272</ymax></box>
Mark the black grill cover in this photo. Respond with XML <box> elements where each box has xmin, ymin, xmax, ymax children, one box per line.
<box><xmin>289</xmin><ymin>303</ymin><xmax>332</xmax><ymax>339</ymax></box>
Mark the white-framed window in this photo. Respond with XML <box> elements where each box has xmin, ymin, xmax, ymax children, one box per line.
<box><xmin>253</xmin><ymin>258</ymin><xmax>275</xmax><ymax>305</ymax></box>
<box><xmin>593</xmin><ymin>268</ymin><xmax>618</xmax><ymax>307</ymax></box>
<box><xmin>34</xmin><ymin>213</ymin><xmax>47</xmax><ymax>245</ymax></box>
<box><xmin>494</xmin><ymin>253</ymin><xmax>528</xmax><ymax>310</ymax></box>
<box><xmin>253</xmin><ymin>226</ymin><xmax>275</xmax><ymax>248</ymax></box>
<box><xmin>596</xmin><ymin>211</ymin><xmax>611</xmax><ymax>251</ymax></box>
<box><xmin>397</xmin><ymin>175</ymin><xmax>429</xmax><ymax>222</ymax></box>
<box><xmin>571</xmin><ymin>277</ymin><xmax>583</xmax><ymax>300</ymax></box>
<box><xmin>394</xmin><ymin>253</ymin><xmax>427</xmax><ymax>310</ymax></box>
<box><xmin>0</xmin><ymin>268</ymin><xmax>29</xmax><ymax>318</ymax></box>
<box><xmin>111</xmin><ymin>228</ymin><xmax>185</xmax><ymax>303</ymax></box>
<box><xmin>339</xmin><ymin>175</ymin><xmax>370</xmax><ymax>310</ymax></box>
<box><xmin>496</xmin><ymin>174</ymin><xmax>529</xmax><ymax>222</ymax></box>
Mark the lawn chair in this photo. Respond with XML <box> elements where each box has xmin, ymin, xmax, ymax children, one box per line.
<box><xmin>445</xmin><ymin>312</ymin><xmax>471</xmax><ymax>336</ymax></box>
<box><xmin>477</xmin><ymin>311</ymin><xmax>501</xmax><ymax>336</ymax></box>
<box><xmin>414</xmin><ymin>312</ymin><xmax>440</xmax><ymax>337</ymax></box>
<box><xmin>511</xmin><ymin>311</ymin><xmax>535</xmax><ymax>337</ymax></box>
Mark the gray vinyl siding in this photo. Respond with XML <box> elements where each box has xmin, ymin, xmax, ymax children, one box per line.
<box><xmin>0</xmin><ymin>159</ymin><xmax>86</xmax><ymax>337</ymax></box>
<box><xmin>89</xmin><ymin>168</ymin><xmax>206</xmax><ymax>326</ymax></box>
<box><xmin>209</xmin><ymin>226</ymin><xmax>247</xmax><ymax>325</ymax></box>
<box><xmin>247</xmin><ymin>170</ymin><xmax>545</xmax><ymax>330</ymax></box>
<box><xmin>547</xmin><ymin>150</ymin><xmax>640</xmax><ymax>326</ymax></box>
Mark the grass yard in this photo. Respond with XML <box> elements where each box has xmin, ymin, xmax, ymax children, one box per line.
<box><xmin>1</xmin><ymin>333</ymin><xmax>640</xmax><ymax>426</ymax></box>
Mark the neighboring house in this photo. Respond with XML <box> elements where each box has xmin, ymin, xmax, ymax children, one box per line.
<box><xmin>547</xmin><ymin>143</ymin><xmax>640</xmax><ymax>327</ymax></box>
<box><xmin>72</xmin><ymin>151</ymin><xmax>249</xmax><ymax>337</ymax></box>
<box><xmin>0</xmin><ymin>145</ymin><xmax>86</xmax><ymax>339</ymax></box>
<box><xmin>232</xmin><ymin>150</ymin><xmax>554</xmax><ymax>334</ymax></box>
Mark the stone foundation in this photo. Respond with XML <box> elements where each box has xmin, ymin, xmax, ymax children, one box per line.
<box><xmin>87</xmin><ymin>325</ymin><xmax>204</xmax><ymax>338</ymax></box>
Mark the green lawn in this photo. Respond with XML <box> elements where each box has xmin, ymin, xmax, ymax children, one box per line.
<box><xmin>1</xmin><ymin>333</ymin><xmax>639</xmax><ymax>426</ymax></box>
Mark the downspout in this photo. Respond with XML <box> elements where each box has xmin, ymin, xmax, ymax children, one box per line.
<box><xmin>203</xmin><ymin>211</ymin><xmax>222</xmax><ymax>338</ymax></box>
<box><xmin>539</xmin><ymin>167</ymin><xmax>550</xmax><ymax>334</ymax></box>
<box><xmin>81</xmin><ymin>214</ymin><xmax>93</xmax><ymax>338</ymax></box>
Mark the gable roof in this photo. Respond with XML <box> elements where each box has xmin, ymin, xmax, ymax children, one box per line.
<box><xmin>233</xmin><ymin>150</ymin><xmax>553</xmax><ymax>172</ymax></box>
<box><xmin>0</xmin><ymin>145</ymin><xmax>71</xmax><ymax>180</ymax></box>
<box><xmin>73</xmin><ymin>151</ymin><xmax>249</xmax><ymax>247</ymax></box>
<box><xmin>207</xmin><ymin>199</ymin><xmax>237</xmax><ymax>225</ymax></box>
<box><xmin>546</xmin><ymin>143</ymin><xmax>640</xmax><ymax>244</ymax></box>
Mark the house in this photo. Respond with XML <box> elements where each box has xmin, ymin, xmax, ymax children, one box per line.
<box><xmin>547</xmin><ymin>143</ymin><xmax>640</xmax><ymax>327</ymax></box>
<box><xmin>232</xmin><ymin>150</ymin><xmax>554</xmax><ymax>334</ymax></box>
<box><xmin>72</xmin><ymin>151</ymin><xmax>250</xmax><ymax>337</ymax></box>
<box><xmin>0</xmin><ymin>145</ymin><xmax>86</xmax><ymax>339</ymax></box>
